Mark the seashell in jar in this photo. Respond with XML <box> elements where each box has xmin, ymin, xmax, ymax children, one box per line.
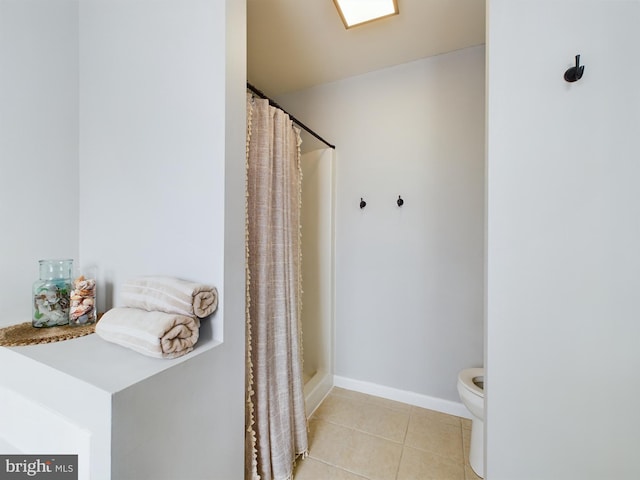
<box><xmin>76</xmin><ymin>281</ymin><xmax>93</xmax><ymax>291</ymax></box>
<box><xmin>44</xmin><ymin>290</ymin><xmax>59</xmax><ymax>304</ymax></box>
<box><xmin>71</xmin><ymin>304</ymin><xmax>92</xmax><ymax>317</ymax></box>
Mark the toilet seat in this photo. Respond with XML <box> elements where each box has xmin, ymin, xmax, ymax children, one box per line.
<box><xmin>458</xmin><ymin>367</ymin><xmax>484</xmax><ymax>398</ymax></box>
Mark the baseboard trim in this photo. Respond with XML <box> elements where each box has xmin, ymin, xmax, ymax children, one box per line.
<box><xmin>333</xmin><ymin>375</ymin><xmax>472</xmax><ymax>419</ymax></box>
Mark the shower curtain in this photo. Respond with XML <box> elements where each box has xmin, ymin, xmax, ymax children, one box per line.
<box><xmin>245</xmin><ymin>94</ymin><xmax>308</xmax><ymax>480</ymax></box>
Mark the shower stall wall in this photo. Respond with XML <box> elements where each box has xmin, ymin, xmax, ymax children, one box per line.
<box><xmin>300</xmin><ymin>147</ymin><xmax>335</xmax><ymax>416</ymax></box>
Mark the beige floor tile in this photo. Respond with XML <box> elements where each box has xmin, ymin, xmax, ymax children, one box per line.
<box><xmin>307</xmin><ymin>419</ymin><xmax>355</xmax><ymax>466</ymax></box>
<box><xmin>405</xmin><ymin>413</ymin><xmax>464</xmax><ymax>463</ymax></box>
<box><xmin>411</xmin><ymin>406</ymin><xmax>462</xmax><ymax>428</ymax></box>
<box><xmin>461</xmin><ymin>418</ymin><xmax>472</xmax><ymax>431</ymax></box>
<box><xmin>397</xmin><ymin>446</ymin><xmax>465</xmax><ymax>480</ymax></box>
<box><xmin>331</xmin><ymin>387</ymin><xmax>372</xmax><ymax>403</ymax></box>
<box><xmin>314</xmin><ymin>391</ymin><xmax>410</xmax><ymax>443</ymax></box>
<box><xmin>294</xmin><ymin>457</ymin><xmax>368</xmax><ymax>480</ymax></box>
<box><xmin>332</xmin><ymin>386</ymin><xmax>413</xmax><ymax>414</ymax></box>
<box><xmin>465</xmin><ymin>465</ymin><xmax>483</xmax><ymax>480</ymax></box>
<box><xmin>353</xmin><ymin>402</ymin><xmax>410</xmax><ymax>443</ymax></box>
<box><xmin>366</xmin><ymin>395</ymin><xmax>413</xmax><ymax>413</ymax></box>
<box><xmin>340</xmin><ymin>429</ymin><xmax>403</xmax><ymax>480</ymax></box>
<box><xmin>313</xmin><ymin>393</ymin><xmax>364</xmax><ymax>429</ymax></box>
<box><xmin>305</xmin><ymin>389</ymin><xmax>470</xmax><ymax>480</ymax></box>
<box><xmin>462</xmin><ymin>427</ymin><xmax>471</xmax><ymax>464</ymax></box>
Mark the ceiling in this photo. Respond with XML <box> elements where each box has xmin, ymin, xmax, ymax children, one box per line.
<box><xmin>247</xmin><ymin>0</ymin><xmax>486</xmax><ymax>97</ymax></box>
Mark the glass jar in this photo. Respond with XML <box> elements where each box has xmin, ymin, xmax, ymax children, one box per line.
<box><xmin>69</xmin><ymin>266</ymin><xmax>97</xmax><ymax>326</ymax></box>
<box><xmin>32</xmin><ymin>259</ymin><xmax>73</xmax><ymax>327</ymax></box>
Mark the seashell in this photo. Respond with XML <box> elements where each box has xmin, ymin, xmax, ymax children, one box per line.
<box><xmin>71</xmin><ymin>304</ymin><xmax>92</xmax><ymax>318</ymax></box>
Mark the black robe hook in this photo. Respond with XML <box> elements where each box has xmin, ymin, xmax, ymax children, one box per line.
<box><xmin>360</xmin><ymin>198</ymin><xmax>366</xmax><ymax>209</ymax></box>
<box><xmin>564</xmin><ymin>54</ymin><xmax>585</xmax><ymax>82</ymax></box>
<box><xmin>397</xmin><ymin>195</ymin><xmax>404</xmax><ymax>207</ymax></box>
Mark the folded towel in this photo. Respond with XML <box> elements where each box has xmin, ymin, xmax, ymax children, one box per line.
<box><xmin>95</xmin><ymin>307</ymin><xmax>200</xmax><ymax>359</ymax></box>
<box><xmin>121</xmin><ymin>276</ymin><xmax>218</xmax><ymax>318</ymax></box>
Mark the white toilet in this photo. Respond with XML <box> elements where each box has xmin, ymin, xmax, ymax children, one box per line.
<box><xmin>457</xmin><ymin>367</ymin><xmax>485</xmax><ymax>478</ymax></box>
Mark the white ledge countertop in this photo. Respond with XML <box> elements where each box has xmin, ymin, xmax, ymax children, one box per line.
<box><xmin>0</xmin><ymin>323</ymin><xmax>220</xmax><ymax>394</ymax></box>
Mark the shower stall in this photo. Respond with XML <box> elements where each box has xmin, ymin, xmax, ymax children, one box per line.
<box><xmin>300</xmin><ymin>146</ymin><xmax>335</xmax><ymax>416</ymax></box>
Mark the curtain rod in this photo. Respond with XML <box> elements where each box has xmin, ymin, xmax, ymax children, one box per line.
<box><xmin>247</xmin><ymin>82</ymin><xmax>336</xmax><ymax>150</ymax></box>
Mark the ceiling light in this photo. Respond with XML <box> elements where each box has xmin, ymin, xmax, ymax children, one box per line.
<box><xmin>333</xmin><ymin>0</ymin><xmax>399</xmax><ymax>29</ymax></box>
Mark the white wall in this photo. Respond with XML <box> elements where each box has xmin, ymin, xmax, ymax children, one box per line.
<box><xmin>486</xmin><ymin>1</ymin><xmax>640</xmax><ymax>478</ymax></box>
<box><xmin>0</xmin><ymin>0</ymin><xmax>245</xmax><ymax>477</ymax></box>
<box><xmin>0</xmin><ymin>0</ymin><xmax>79</xmax><ymax>323</ymax></box>
<box><xmin>78</xmin><ymin>0</ymin><xmax>245</xmax><ymax>477</ymax></box>
<box><xmin>279</xmin><ymin>46</ymin><xmax>485</xmax><ymax>403</ymax></box>
<box><xmin>78</xmin><ymin>0</ymin><xmax>225</xmax><ymax>325</ymax></box>
<box><xmin>221</xmin><ymin>0</ymin><xmax>248</xmax><ymax>474</ymax></box>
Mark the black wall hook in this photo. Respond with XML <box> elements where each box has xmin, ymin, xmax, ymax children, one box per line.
<box><xmin>564</xmin><ymin>54</ymin><xmax>585</xmax><ymax>82</ymax></box>
<box><xmin>360</xmin><ymin>198</ymin><xmax>366</xmax><ymax>209</ymax></box>
<box><xmin>397</xmin><ymin>195</ymin><xmax>404</xmax><ymax>207</ymax></box>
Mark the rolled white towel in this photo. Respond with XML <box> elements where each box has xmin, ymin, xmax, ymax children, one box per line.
<box><xmin>96</xmin><ymin>307</ymin><xmax>200</xmax><ymax>359</ymax></box>
<box><xmin>121</xmin><ymin>276</ymin><xmax>218</xmax><ymax>318</ymax></box>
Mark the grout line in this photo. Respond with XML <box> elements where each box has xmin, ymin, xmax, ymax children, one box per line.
<box><xmin>303</xmin><ymin>456</ymin><xmax>370</xmax><ymax>480</ymax></box>
<box><xmin>394</xmin><ymin>445</ymin><xmax>406</xmax><ymax>480</ymax></box>
<box><xmin>315</xmin><ymin>416</ymin><xmax>406</xmax><ymax>446</ymax></box>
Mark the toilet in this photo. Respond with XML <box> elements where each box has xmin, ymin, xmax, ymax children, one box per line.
<box><xmin>457</xmin><ymin>367</ymin><xmax>485</xmax><ymax>478</ymax></box>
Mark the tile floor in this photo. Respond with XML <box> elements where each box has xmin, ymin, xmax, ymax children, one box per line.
<box><xmin>294</xmin><ymin>387</ymin><xmax>481</xmax><ymax>480</ymax></box>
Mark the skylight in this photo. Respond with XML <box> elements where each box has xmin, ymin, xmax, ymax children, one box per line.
<box><xmin>333</xmin><ymin>0</ymin><xmax>399</xmax><ymax>29</ymax></box>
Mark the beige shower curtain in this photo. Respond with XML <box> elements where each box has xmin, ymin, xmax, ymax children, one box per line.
<box><xmin>245</xmin><ymin>94</ymin><xmax>308</xmax><ymax>480</ymax></box>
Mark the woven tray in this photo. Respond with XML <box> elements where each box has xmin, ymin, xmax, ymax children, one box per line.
<box><xmin>0</xmin><ymin>322</ymin><xmax>96</xmax><ymax>347</ymax></box>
